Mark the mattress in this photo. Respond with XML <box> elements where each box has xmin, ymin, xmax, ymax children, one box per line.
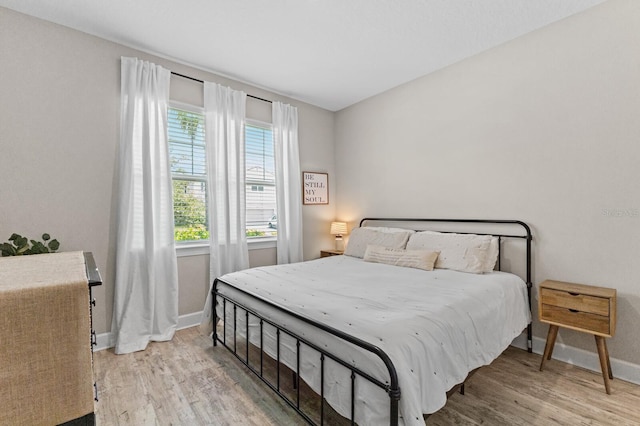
<box><xmin>214</xmin><ymin>255</ymin><xmax>531</xmax><ymax>426</ymax></box>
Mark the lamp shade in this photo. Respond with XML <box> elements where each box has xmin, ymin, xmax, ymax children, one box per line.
<box><xmin>330</xmin><ymin>221</ymin><xmax>348</xmax><ymax>236</ymax></box>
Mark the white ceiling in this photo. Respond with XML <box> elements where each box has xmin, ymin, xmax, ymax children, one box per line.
<box><xmin>1</xmin><ymin>0</ymin><xmax>605</xmax><ymax>111</ymax></box>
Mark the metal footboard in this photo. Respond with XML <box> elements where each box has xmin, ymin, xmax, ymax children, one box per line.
<box><xmin>213</xmin><ymin>278</ymin><xmax>401</xmax><ymax>425</ymax></box>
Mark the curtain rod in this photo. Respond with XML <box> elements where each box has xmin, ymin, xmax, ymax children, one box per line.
<box><xmin>171</xmin><ymin>71</ymin><xmax>272</xmax><ymax>104</ymax></box>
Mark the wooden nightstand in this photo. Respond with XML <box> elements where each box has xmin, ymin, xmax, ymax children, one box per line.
<box><xmin>320</xmin><ymin>249</ymin><xmax>344</xmax><ymax>257</ymax></box>
<box><xmin>538</xmin><ymin>279</ymin><xmax>617</xmax><ymax>394</ymax></box>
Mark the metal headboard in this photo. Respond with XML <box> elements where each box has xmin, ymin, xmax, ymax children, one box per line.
<box><xmin>359</xmin><ymin>217</ymin><xmax>533</xmax><ymax>352</ymax></box>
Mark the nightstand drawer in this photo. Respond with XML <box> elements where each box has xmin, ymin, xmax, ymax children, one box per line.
<box><xmin>540</xmin><ymin>288</ymin><xmax>610</xmax><ymax>316</ymax></box>
<box><xmin>540</xmin><ymin>304</ymin><xmax>611</xmax><ymax>335</ymax></box>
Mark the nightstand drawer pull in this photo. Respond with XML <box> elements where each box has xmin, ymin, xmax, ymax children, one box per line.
<box><xmin>569</xmin><ymin>309</ymin><xmax>579</xmax><ymax>312</ymax></box>
<box><xmin>569</xmin><ymin>292</ymin><xmax>579</xmax><ymax>296</ymax></box>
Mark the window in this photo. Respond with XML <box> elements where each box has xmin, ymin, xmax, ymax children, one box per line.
<box><xmin>245</xmin><ymin>121</ymin><xmax>276</xmax><ymax>239</ymax></box>
<box><xmin>168</xmin><ymin>104</ymin><xmax>208</xmax><ymax>242</ymax></box>
<box><xmin>168</xmin><ymin>104</ymin><xmax>276</xmax><ymax>243</ymax></box>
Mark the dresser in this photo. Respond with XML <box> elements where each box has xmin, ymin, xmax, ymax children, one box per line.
<box><xmin>85</xmin><ymin>252</ymin><xmax>103</xmax><ymax>406</ymax></box>
<box><xmin>0</xmin><ymin>251</ymin><xmax>102</xmax><ymax>425</ymax></box>
<box><xmin>538</xmin><ymin>279</ymin><xmax>616</xmax><ymax>394</ymax></box>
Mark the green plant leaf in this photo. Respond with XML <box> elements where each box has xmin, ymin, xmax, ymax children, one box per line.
<box><xmin>49</xmin><ymin>240</ymin><xmax>60</xmax><ymax>251</ymax></box>
<box><xmin>29</xmin><ymin>241</ymin><xmax>43</xmax><ymax>254</ymax></box>
<box><xmin>0</xmin><ymin>243</ymin><xmax>17</xmax><ymax>256</ymax></box>
<box><xmin>42</xmin><ymin>233</ymin><xmax>50</xmax><ymax>241</ymax></box>
<box><xmin>9</xmin><ymin>233</ymin><xmax>20</xmax><ymax>241</ymax></box>
<box><xmin>16</xmin><ymin>236</ymin><xmax>28</xmax><ymax>248</ymax></box>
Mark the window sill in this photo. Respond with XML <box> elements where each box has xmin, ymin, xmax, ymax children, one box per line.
<box><xmin>176</xmin><ymin>238</ymin><xmax>277</xmax><ymax>257</ymax></box>
<box><xmin>248</xmin><ymin>237</ymin><xmax>278</xmax><ymax>250</ymax></box>
<box><xmin>176</xmin><ymin>242</ymin><xmax>209</xmax><ymax>257</ymax></box>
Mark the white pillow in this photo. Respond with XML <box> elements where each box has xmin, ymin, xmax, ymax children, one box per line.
<box><xmin>484</xmin><ymin>237</ymin><xmax>499</xmax><ymax>272</ymax></box>
<box><xmin>406</xmin><ymin>231</ymin><xmax>495</xmax><ymax>274</ymax></box>
<box><xmin>344</xmin><ymin>227</ymin><xmax>414</xmax><ymax>259</ymax></box>
<box><xmin>363</xmin><ymin>245</ymin><xmax>440</xmax><ymax>271</ymax></box>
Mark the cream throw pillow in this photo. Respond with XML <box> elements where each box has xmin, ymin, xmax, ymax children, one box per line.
<box><xmin>363</xmin><ymin>245</ymin><xmax>440</xmax><ymax>271</ymax></box>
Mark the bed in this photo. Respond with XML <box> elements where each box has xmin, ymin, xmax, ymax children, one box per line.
<box><xmin>210</xmin><ymin>218</ymin><xmax>533</xmax><ymax>425</ymax></box>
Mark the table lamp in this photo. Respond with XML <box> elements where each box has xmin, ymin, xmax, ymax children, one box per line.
<box><xmin>330</xmin><ymin>221</ymin><xmax>348</xmax><ymax>251</ymax></box>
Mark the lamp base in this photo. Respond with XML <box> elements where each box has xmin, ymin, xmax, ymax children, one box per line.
<box><xmin>335</xmin><ymin>235</ymin><xmax>344</xmax><ymax>252</ymax></box>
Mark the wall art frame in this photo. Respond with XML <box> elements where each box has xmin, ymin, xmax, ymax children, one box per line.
<box><xmin>302</xmin><ymin>171</ymin><xmax>329</xmax><ymax>205</ymax></box>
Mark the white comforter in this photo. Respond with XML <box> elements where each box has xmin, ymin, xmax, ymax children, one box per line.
<box><xmin>213</xmin><ymin>255</ymin><xmax>530</xmax><ymax>426</ymax></box>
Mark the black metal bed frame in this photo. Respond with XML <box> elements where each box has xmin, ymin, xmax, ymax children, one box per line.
<box><xmin>212</xmin><ymin>218</ymin><xmax>533</xmax><ymax>425</ymax></box>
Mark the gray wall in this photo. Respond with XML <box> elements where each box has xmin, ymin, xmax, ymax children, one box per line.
<box><xmin>335</xmin><ymin>0</ymin><xmax>640</xmax><ymax>365</ymax></box>
<box><xmin>0</xmin><ymin>7</ymin><xmax>336</xmax><ymax>334</ymax></box>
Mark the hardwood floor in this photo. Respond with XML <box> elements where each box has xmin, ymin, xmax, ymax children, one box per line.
<box><xmin>94</xmin><ymin>327</ymin><xmax>640</xmax><ymax>425</ymax></box>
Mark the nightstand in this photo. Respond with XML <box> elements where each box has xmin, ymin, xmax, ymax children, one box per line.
<box><xmin>320</xmin><ymin>249</ymin><xmax>343</xmax><ymax>257</ymax></box>
<box><xmin>538</xmin><ymin>279</ymin><xmax>617</xmax><ymax>394</ymax></box>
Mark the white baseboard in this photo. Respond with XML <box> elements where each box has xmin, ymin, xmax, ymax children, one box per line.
<box><xmin>510</xmin><ymin>333</ymin><xmax>640</xmax><ymax>386</ymax></box>
<box><xmin>97</xmin><ymin>317</ymin><xmax>640</xmax><ymax>387</ymax></box>
<box><xmin>94</xmin><ymin>331</ymin><xmax>114</xmax><ymax>352</ymax></box>
<box><xmin>94</xmin><ymin>310</ymin><xmax>203</xmax><ymax>352</ymax></box>
<box><xmin>177</xmin><ymin>310</ymin><xmax>203</xmax><ymax>330</ymax></box>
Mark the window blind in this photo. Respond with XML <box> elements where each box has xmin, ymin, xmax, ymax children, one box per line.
<box><xmin>168</xmin><ymin>107</ymin><xmax>208</xmax><ymax>241</ymax></box>
<box><xmin>245</xmin><ymin>122</ymin><xmax>276</xmax><ymax>235</ymax></box>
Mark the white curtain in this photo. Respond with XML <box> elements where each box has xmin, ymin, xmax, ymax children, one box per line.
<box><xmin>112</xmin><ymin>57</ymin><xmax>178</xmax><ymax>354</ymax></box>
<box><xmin>200</xmin><ymin>82</ymin><xmax>250</xmax><ymax>331</ymax></box>
<box><xmin>273</xmin><ymin>102</ymin><xmax>304</xmax><ymax>264</ymax></box>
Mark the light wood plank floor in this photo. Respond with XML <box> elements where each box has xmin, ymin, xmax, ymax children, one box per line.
<box><xmin>94</xmin><ymin>327</ymin><xmax>640</xmax><ymax>425</ymax></box>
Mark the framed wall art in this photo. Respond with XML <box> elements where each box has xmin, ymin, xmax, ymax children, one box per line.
<box><xmin>302</xmin><ymin>172</ymin><xmax>329</xmax><ymax>205</ymax></box>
